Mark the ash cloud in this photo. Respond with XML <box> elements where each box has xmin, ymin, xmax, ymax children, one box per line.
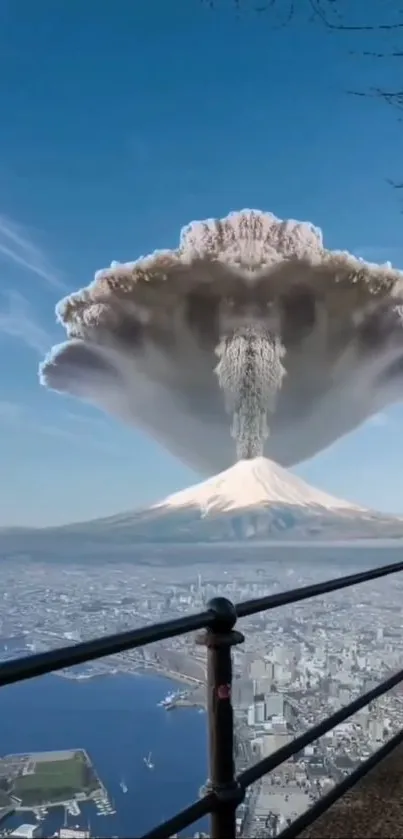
<box><xmin>39</xmin><ymin>210</ymin><xmax>403</xmax><ymax>474</ymax></box>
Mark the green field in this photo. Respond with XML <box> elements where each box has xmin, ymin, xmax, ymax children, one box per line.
<box><xmin>11</xmin><ymin>751</ymin><xmax>99</xmax><ymax>807</ymax></box>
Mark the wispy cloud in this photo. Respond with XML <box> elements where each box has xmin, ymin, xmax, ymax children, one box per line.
<box><xmin>0</xmin><ymin>214</ymin><xmax>65</xmax><ymax>289</ymax></box>
<box><xmin>64</xmin><ymin>410</ymin><xmax>116</xmax><ymax>434</ymax></box>
<box><xmin>0</xmin><ymin>291</ymin><xmax>52</xmax><ymax>354</ymax></box>
<box><xmin>0</xmin><ymin>400</ymin><xmax>24</xmax><ymax>422</ymax></box>
<box><xmin>39</xmin><ymin>422</ymin><xmax>122</xmax><ymax>455</ymax></box>
<box><xmin>367</xmin><ymin>412</ymin><xmax>390</xmax><ymax>428</ymax></box>
<box><xmin>0</xmin><ymin>400</ymin><xmax>124</xmax><ymax>456</ymax></box>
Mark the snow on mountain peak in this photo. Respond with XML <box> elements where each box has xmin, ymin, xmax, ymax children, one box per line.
<box><xmin>151</xmin><ymin>457</ymin><xmax>362</xmax><ymax>516</ymax></box>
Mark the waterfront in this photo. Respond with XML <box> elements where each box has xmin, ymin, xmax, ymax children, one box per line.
<box><xmin>0</xmin><ymin>673</ymin><xmax>208</xmax><ymax>837</ymax></box>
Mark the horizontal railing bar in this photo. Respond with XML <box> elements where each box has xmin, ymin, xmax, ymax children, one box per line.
<box><xmin>277</xmin><ymin>726</ymin><xmax>403</xmax><ymax>839</ymax></box>
<box><xmin>139</xmin><ymin>667</ymin><xmax>403</xmax><ymax>839</ymax></box>
<box><xmin>0</xmin><ymin>560</ymin><xmax>402</xmax><ymax>690</ymax></box>
<box><xmin>237</xmin><ymin>664</ymin><xmax>403</xmax><ymax>788</ymax></box>
<box><xmin>140</xmin><ymin>791</ymin><xmax>215</xmax><ymax>839</ymax></box>
<box><xmin>0</xmin><ymin>561</ymin><xmax>402</xmax><ymax>837</ymax></box>
<box><xmin>0</xmin><ymin>610</ymin><xmax>212</xmax><ymax>688</ymax></box>
<box><xmin>235</xmin><ymin>558</ymin><xmax>403</xmax><ymax>619</ymax></box>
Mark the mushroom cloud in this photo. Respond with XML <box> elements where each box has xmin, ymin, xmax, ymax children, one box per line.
<box><xmin>40</xmin><ymin>210</ymin><xmax>403</xmax><ymax>474</ymax></box>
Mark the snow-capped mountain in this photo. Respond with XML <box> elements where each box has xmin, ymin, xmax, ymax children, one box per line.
<box><xmin>1</xmin><ymin>458</ymin><xmax>402</xmax><ymax>555</ymax></box>
<box><xmin>150</xmin><ymin>457</ymin><xmax>362</xmax><ymax>517</ymax></box>
<box><xmin>58</xmin><ymin>457</ymin><xmax>402</xmax><ymax>544</ymax></box>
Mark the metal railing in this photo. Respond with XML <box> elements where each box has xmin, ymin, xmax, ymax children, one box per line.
<box><xmin>1</xmin><ymin>558</ymin><xmax>403</xmax><ymax>838</ymax></box>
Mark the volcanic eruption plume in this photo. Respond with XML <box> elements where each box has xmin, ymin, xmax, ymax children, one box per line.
<box><xmin>40</xmin><ymin>210</ymin><xmax>403</xmax><ymax>474</ymax></box>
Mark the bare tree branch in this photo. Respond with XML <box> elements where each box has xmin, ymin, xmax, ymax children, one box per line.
<box><xmin>201</xmin><ymin>0</ymin><xmax>403</xmax><ymax>32</ymax></box>
<box><xmin>200</xmin><ymin>0</ymin><xmax>403</xmax><ymax>194</ymax></box>
<box><xmin>357</xmin><ymin>51</ymin><xmax>403</xmax><ymax>58</ymax></box>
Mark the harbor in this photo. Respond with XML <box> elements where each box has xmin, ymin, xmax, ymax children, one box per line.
<box><xmin>0</xmin><ymin>672</ymin><xmax>208</xmax><ymax>837</ymax></box>
<box><xmin>157</xmin><ymin>689</ymin><xmax>189</xmax><ymax>709</ymax></box>
<box><xmin>92</xmin><ymin>789</ymin><xmax>116</xmax><ymax>818</ymax></box>
<box><xmin>0</xmin><ymin>750</ymin><xmax>106</xmax><ymax>814</ymax></box>
<box><xmin>157</xmin><ymin>688</ymin><xmax>206</xmax><ymax>712</ymax></box>
<box><xmin>0</xmin><ymin>747</ymin><xmax>161</xmax><ymax>837</ymax></box>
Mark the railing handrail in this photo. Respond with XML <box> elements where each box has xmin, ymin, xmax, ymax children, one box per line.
<box><xmin>141</xmin><ymin>662</ymin><xmax>403</xmax><ymax>839</ymax></box>
<box><xmin>1</xmin><ymin>556</ymin><xmax>403</xmax><ymax>839</ymax></box>
<box><xmin>2</xmin><ymin>558</ymin><xmax>403</xmax><ymax>688</ymax></box>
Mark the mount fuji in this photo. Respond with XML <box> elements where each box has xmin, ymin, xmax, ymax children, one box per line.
<box><xmin>43</xmin><ymin>457</ymin><xmax>403</xmax><ymax>546</ymax></box>
<box><xmin>1</xmin><ymin>458</ymin><xmax>402</xmax><ymax>556</ymax></box>
<box><xmin>150</xmin><ymin>457</ymin><xmax>363</xmax><ymax>517</ymax></box>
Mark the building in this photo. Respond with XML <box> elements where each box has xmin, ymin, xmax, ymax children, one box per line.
<box><xmin>265</xmin><ymin>693</ymin><xmax>284</xmax><ymax>718</ymax></box>
<box><xmin>9</xmin><ymin>826</ymin><xmax>41</xmax><ymax>839</ymax></box>
<box><xmin>261</xmin><ymin>732</ymin><xmax>293</xmax><ymax>757</ymax></box>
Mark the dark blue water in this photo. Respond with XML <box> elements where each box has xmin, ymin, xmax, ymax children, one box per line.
<box><xmin>0</xmin><ymin>673</ymin><xmax>208</xmax><ymax>837</ymax></box>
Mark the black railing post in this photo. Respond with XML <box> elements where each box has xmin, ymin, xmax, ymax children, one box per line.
<box><xmin>197</xmin><ymin>597</ymin><xmax>245</xmax><ymax>839</ymax></box>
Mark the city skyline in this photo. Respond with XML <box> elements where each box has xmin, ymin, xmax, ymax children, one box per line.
<box><xmin>1</xmin><ymin>546</ymin><xmax>401</xmax><ymax>836</ymax></box>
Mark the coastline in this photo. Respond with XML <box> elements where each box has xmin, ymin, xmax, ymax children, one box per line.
<box><xmin>54</xmin><ymin>666</ymin><xmax>207</xmax><ymax>709</ymax></box>
<box><xmin>0</xmin><ymin>671</ymin><xmax>209</xmax><ymax>838</ymax></box>
<box><xmin>55</xmin><ymin>664</ymin><xmax>204</xmax><ymax>690</ymax></box>
<box><xmin>3</xmin><ymin>748</ymin><xmax>108</xmax><ymax>814</ymax></box>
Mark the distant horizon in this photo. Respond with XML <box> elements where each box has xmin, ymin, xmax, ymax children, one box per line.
<box><xmin>0</xmin><ymin>454</ymin><xmax>366</xmax><ymax>529</ymax></box>
<box><xmin>1</xmin><ymin>454</ymin><xmax>401</xmax><ymax>531</ymax></box>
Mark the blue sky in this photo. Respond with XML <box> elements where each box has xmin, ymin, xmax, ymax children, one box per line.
<box><xmin>1</xmin><ymin>0</ymin><xmax>403</xmax><ymax>526</ymax></box>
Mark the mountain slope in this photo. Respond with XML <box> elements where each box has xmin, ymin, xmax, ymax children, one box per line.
<box><xmin>150</xmin><ymin>457</ymin><xmax>362</xmax><ymax>516</ymax></box>
<box><xmin>1</xmin><ymin>458</ymin><xmax>402</xmax><ymax>553</ymax></box>
<box><xmin>64</xmin><ymin>457</ymin><xmax>401</xmax><ymax>544</ymax></box>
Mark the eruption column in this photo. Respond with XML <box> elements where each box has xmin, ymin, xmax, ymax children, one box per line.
<box><xmin>215</xmin><ymin>325</ymin><xmax>286</xmax><ymax>459</ymax></box>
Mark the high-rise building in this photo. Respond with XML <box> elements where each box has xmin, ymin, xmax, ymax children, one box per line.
<box><xmin>254</xmin><ymin>693</ymin><xmax>266</xmax><ymax>723</ymax></box>
<box><xmin>265</xmin><ymin>693</ymin><xmax>284</xmax><ymax>719</ymax></box>
<box><xmin>250</xmin><ymin>659</ymin><xmax>268</xmax><ymax>681</ymax></box>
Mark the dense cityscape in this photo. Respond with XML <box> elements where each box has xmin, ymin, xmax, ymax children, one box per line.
<box><xmin>0</xmin><ymin>551</ymin><xmax>402</xmax><ymax>837</ymax></box>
